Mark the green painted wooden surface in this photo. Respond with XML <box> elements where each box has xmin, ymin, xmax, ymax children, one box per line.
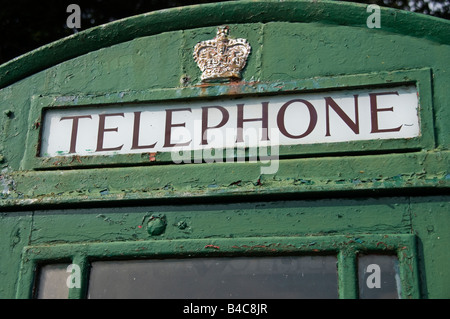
<box><xmin>16</xmin><ymin>233</ymin><xmax>419</xmax><ymax>299</ymax></box>
<box><xmin>0</xmin><ymin>0</ymin><xmax>448</xmax><ymax>298</ymax></box>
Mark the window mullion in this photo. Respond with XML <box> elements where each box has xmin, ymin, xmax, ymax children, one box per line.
<box><xmin>338</xmin><ymin>248</ymin><xmax>358</xmax><ymax>299</ymax></box>
<box><xmin>68</xmin><ymin>255</ymin><xmax>89</xmax><ymax>299</ymax></box>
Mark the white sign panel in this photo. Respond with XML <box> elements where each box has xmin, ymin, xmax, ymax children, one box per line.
<box><xmin>40</xmin><ymin>85</ymin><xmax>419</xmax><ymax>157</ymax></box>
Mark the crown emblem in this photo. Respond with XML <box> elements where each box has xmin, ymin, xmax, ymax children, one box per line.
<box><xmin>193</xmin><ymin>26</ymin><xmax>251</xmax><ymax>82</ymax></box>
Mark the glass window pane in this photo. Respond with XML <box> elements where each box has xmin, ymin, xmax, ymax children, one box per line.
<box><xmin>358</xmin><ymin>254</ymin><xmax>401</xmax><ymax>299</ymax></box>
<box><xmin>36</xmin><ymin>264</ymin><xmax>70</xmax><ymax>299</ymax></box>
<box><xmin>88</xmin><ymin>256</ymin><xmax>338</xmax><ymax>299</ymax></box>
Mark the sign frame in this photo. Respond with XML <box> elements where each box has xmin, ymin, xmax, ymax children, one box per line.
<box><xmin>21</xmin><ymin>68</ymin><xmax>434</xmax><ymax>170</ymax></box>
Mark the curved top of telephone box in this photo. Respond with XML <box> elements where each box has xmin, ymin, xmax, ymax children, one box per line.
<box><xmin>0</xmin><ymin>0</ymin><xmax>449</xmax><ymax>209</ymax></box>
<box><xmin>1</xmin><ymin>0</ymin><xmax>449</xmax><ymax>89</ymax></box>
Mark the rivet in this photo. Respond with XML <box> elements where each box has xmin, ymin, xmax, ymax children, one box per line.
<box><xmin>147</xmin><ymin>214</ymin><xmax>167</xmax><ymax>236</ymax></box>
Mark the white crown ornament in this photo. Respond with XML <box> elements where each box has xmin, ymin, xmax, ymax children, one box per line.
<box><xmin>193</xmin><ymin>26</ymin><xmax>251</xmax><ymax>82</ymax></box>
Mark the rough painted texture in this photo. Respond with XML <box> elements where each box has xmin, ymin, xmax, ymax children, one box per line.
<box><xmin>410</xmin><ymin>197</ymin><xmax>450</xmax><ymax>298</ymax></box>
<box><xmin>28</xmin><ymin>198</ymin><xmax>411</xmax><ymax>244</ymax></box>
<box><xmin>0</xmin><ymin>0</ymin><xmax>448</xmax><ymax>298</ymax></box>
<box><xmin>0</xmin><ymin>212</ymin><xmax>33</xmax><ymax>297</ymax></box>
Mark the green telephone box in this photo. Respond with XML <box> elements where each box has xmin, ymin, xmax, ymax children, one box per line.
<box><xmin>0</xmin><ymin>0</ymin><xmax>448</xmax><ymax>299</ymax></box>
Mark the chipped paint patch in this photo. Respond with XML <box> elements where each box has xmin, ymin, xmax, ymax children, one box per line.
<box><xmin>0</xmin><ymin>169</ymin><xmax>15</xmax><ymax>196</ymax></box>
